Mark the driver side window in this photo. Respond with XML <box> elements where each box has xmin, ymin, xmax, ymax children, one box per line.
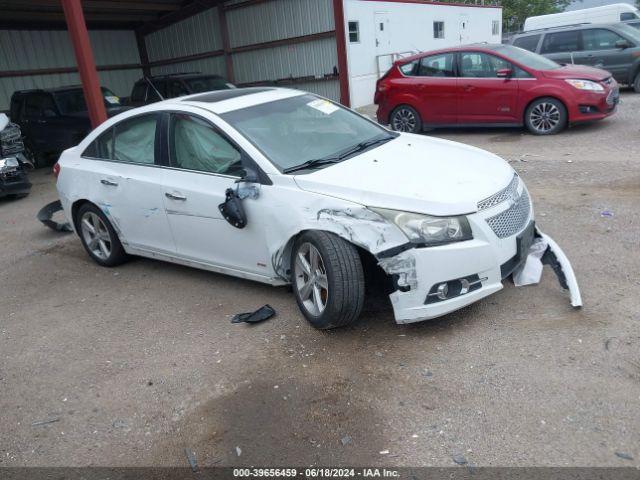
<box><xmin>169</xmin><ymin>114</ymin><xmax>242</xmax><ymax>176</ymax></box>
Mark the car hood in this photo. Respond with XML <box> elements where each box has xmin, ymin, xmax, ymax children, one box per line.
<box><xmin>293</xmin><ymin>134</ymin><xmax>514</xmax><ymax>216</ymax></box>
<box><xmin>542</xmin><ymin>64</ymin><xmax>611</xmax><ymax>81</ymax></box>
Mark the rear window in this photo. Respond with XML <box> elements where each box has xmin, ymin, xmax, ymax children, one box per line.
<box><xmin>541</xmin><ymin>31</ymin><xmax>579</xmax><ymax>54</ymax></box>
<box><xmin>513</xmin><ymin>34</ymin><xmax>541</xmax><ymax>52</ymax></box>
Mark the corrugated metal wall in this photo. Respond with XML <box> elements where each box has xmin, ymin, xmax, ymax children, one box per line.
<box><xmin>0</xmin><ymin>29</ymin><xmax>142</xmax><ymax>112</ymax></box>
<box><xmin>143</xmin><ymin>0</ymin><xmax>340</xmax><ymax>101</ymax></box>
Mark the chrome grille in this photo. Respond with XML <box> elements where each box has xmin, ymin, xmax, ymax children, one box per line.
<box><xmin>485</xmin><ymin>191</ymin><xmax>531</xmax><ymax>239</ymax></box>
<box><xmin>478</xmin><ymin>174</ymin><xmax>519</xmax><ymax>211</ymax></box>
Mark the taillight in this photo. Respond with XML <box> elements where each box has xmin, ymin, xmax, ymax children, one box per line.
<box><xmin>52</xmin><ymin>162</ymin><xmax>61</xmax><ymax>179</ymax></box>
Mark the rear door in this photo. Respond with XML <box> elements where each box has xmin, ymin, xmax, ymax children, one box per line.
<box><xmin>457</xmin><ymin>51</ymin><xmax>518</xmax><ymax>124</ymax></box>
<box><xmin>81</xmin><ymin>113</ymin><xmax>176</xmax><ymax>255</ymax></box>
<box><xmin>412</xmin><ymin>52</ymin><xmax>458</xmax><ymax>125</ymax></box>
<box><xmin>539</xmin><ymin>30</ymin><xmax>580</xmax><ymax>64</ymax></box>
<box><xmin>573</xmin><ymin>28</ymin><xmax>634</xmax><ymax>81</ymax></box>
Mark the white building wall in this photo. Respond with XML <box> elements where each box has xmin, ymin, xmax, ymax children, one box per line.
<box><xmin>343</xmin><ymin>0</ymin><xmax>502</xmax><ymax>107</ymax></box>
<box><xmin>0</xmin><ymin>29</ymin><xmax>142</xmax><ymax>112</ymax></box>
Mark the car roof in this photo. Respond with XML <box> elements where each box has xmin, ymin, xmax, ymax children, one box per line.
<box><xmin>137</xmin><ymin>73</ymin><xmax>225</xmax><ymax>82</ymax></box>
<box><xmin>169</xmin><ymin>87</ymin><xmax>307</xmax><ymax>114</ymax></box>
<box><xmin>398</xmin><ymin>43</ymin><xmax>513</xmax><ymax>63</ymax></box>
<box><xmin>514</xmin><ymin>22</ymin><xmax>625</xmax><ymax>36</ymax></box>
<box><xmin>13</xmin><ymin>86</ymin><xmax>107</xmax><ymax>95</ymax></box>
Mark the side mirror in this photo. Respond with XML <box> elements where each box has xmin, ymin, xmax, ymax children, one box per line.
<box><xmin>615</xmin><ymin>39</ymin><xmax>630</xmax><ymax>49</ymax></box>
<box><xmin>235</xmin><ymin>166</ymin><xmax>260</xmax><ymax>184</ymax></box>
<box><xmin>496</xmin><ymin>68</ymin><xmax>513</xmax><ymax>78</ymax></box>
<box><xmin>219</xmin><ymin>188</ymin><xmax>247</xmax><ymax>229</ymax></box>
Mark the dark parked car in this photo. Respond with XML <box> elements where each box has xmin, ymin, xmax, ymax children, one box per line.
<box><xmin>128</xmin><ymin>73</ymin><xmax>235</xmax><ymax>106</ymax></box>
<box><xmin>10</xmin><ymin>86</ymin><xmax>130</xmax><ymax>165</ymax></box>
<box><xmin>375</xmin><ymin>44</ymin><xmax>618</xmax><ymax>135</ymax></box>
<box><xmin>511</xmin><ymin>23</ymin><xmax>640</xmax><ymax>92</ymax></box>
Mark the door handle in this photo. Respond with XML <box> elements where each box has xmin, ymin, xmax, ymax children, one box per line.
<box><xmin>165</xmin><ymin>192</ymin><xmax>187</xmax><ymax>201</ymax></box>
<box><xmin>100</xmin><ymin>179</ymin><xmax>118</xmax><ymax>187</ymax></box>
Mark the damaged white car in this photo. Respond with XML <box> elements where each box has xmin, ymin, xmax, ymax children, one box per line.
<box><xmin>55</xmin><ymin>88</ymin><xmax>581</xmax><ymax>329</ymax></box>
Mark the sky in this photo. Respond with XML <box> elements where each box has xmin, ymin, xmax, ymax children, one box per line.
<box><xmin>566</xmin><ymin>0</ymin><xmax>635</xmax><ymax>11</ymax></box>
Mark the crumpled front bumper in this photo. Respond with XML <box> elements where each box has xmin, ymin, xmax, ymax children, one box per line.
<box><xmin>380</xmin><ymin>213</ymin><xmax>581</xmax><ymax>324</ymax></box>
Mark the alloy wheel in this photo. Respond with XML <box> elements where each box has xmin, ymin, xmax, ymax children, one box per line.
<box><xmin>80</xmin><ymin>211</ymin><xmax>112</xmax><ymax>260</ymax></box>
<box><xmin>529</xmin><ymin>102</ymin><xmax>561</xmax><ymax>133</ymax></box>
<box><xmin>294</xmin><ymin>242</ymin><xmax>329</xmax><ymax>316</ymax></box>
<box><xmin>392</xmin><ymin>108</ymin><xmax>417</xmax><ymax>132</ymax></box>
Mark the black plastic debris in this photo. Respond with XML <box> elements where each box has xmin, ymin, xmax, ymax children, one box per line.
<box><xmin>231</xmin><ymin>304</ymin><xmax>276</xmax><ymax>324</ymax></box>
<box><xmin>37</xmin><ymin>200</ymin><xmax>73</xmax><ymax>233</ymax></box>
<box><xmin>31</xmin><ymin>417</ymin><xmax>60</xmax><ymax>427</ymax></box>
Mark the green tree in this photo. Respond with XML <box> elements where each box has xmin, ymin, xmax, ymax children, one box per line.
<box><xmin>502</xmin><ymin>0</ymin><xmax>573</xmax><ymax>33</ymax></box>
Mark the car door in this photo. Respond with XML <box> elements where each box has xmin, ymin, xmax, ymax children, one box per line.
<box><xmin>573</xmin><ymin>28</ymin><xmax>634</xmax><ymax>81</ymax></box>
<box><xmin>19</xmin><ymin>93</ymin><xmax>64</xmax><ymax>153</ymax></box>
<box><xmin>457</xmin><ymin>51</ymin><xmax>518</xmax><ymax>124</ymax></box>
<box><xmin>412</xmin><ymin>52</ymin><xmax>458</xmax><ymax>125</ymax></box>
<box><xmin>81</xmin><ymin>113</ymin><xmax>176</xmax><ymax>255</ymax></box>
<box><xmin>160</xmin><ymin>111</ymin><xmax>272</xmax><ymax>277</ymax></box>
<box><xmin>539</xmin><ymin>30</ymin><xmax>580</xmax><ymax>65</ymax></box>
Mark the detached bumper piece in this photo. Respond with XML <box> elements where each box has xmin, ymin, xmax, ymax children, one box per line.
<box><xmin>513</xmin><ymin>226</ymin><xmax>582</xmax><ymax>308</ymax></box>
<box><xmin>37</xmin><ymin>200</ymin><xmax>73</xmax><ymax>233</ymax></box>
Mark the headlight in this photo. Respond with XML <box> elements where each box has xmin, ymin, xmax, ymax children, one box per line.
<box><xmin>565</xmin><ymin>79</ymin><xmax>604</xmax><ymax>92</ymax></box>
<box><xmin>0</xmin><ymin>157</ymin><xmax>19</xmax><ymax>173</ymax></box>
<box><xmin>370</xmin><ymin>207</ymin><xmax>473</xmax><ymax>246</ymax></box>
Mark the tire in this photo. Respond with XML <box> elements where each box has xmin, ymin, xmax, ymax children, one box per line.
<box><xmin>524</xmin><ymin>97</ymin><xmax>567</xmax><ymax>135</ymax></box>
<box><xmin>291</xmin><ymin>231</ymin><xmax>365</xmax><ymax>330</ymax></box>
<box><xmin>633</xmin><ymin>73</ymin><xmax>640</xmax><ymax>94</ymax></box>
<box><xmin>390</xmin><ymin>105</ymin><xmax>422</xmax><ymax>134</ymax></box>
<box><xmin>76</xmin><ymin>203</ymin><xmax>128</xmax><ymax>267</ymax></box>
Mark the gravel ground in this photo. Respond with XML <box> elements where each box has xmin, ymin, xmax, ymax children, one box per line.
<box><xmin>1</xmin><ymin>90</ymin><xmax>639</xmax><ymax>468</ymax></box>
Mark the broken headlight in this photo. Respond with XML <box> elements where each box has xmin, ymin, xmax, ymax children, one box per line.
<box><xmin>0</xmin><ymin>157</ymin><xmax>19</xmax><ymax>173</ymax></box>
<box><xmin>371</xmin><ymin>208</ymin><xmax>473</xmax><ymax>246</ymax></box>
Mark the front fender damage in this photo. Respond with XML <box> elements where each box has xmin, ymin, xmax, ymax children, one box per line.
<box><xmin>513</xmin><ymin>226</ymin><xmax>582</xmax><ymax>308</ymax></box>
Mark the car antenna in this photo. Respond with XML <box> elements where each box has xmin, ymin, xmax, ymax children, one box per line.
<box><xmin>144</xmin><ymin>76</ymin><xmax>165</xmax><ymax>100</ymax></box>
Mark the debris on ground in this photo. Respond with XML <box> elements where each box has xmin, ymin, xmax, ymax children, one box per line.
<box><xmin>236</xmin><ymin>446</ymin><xmax>242</xmax><ymax>457</ymax></box>
<box><xmin>184</xmin><ymin>448</ymin><xmax>198</xmax><ymax>472</ymax></box>
<box><xmin>112</xmin><ymin>419</ymin><xmax>128</xmax><ymax>429</ymax></box>
<box><xmin>615</xmin><ymin>452</ymin><xmax>634</xmax><ymax>461</ymax></box>
<box><xmin>37</xmin><ymin>200</ymin><xmax>72</xmax><ymax>233</ymax></box>
<box><xmin>31</xmin><ymin>417</ymin><xmax>60</xmax><ymax>427</ymax></box>
<box><xmin>600</xmin><ymin>210</ymin><xmax>615</xmax><ymax>218</ymax></box>
<box><xmin>231</xmin><ymin>304</ymin><xmax>276</xmax><ymax>324</ymax></box>
<box><xmin>341</xmin><ymin>435</ymin><xmax>353</xmax><ymax>446</ymax></box>
<box><xmin>452</xmin><ymin>453</ymin><xmax>468</xmax><ymax>465</ymax></box>
<box><xmin>379</xmin><ymin>450</ymin><xmax>389</xmax><ymax>455</ymax></box>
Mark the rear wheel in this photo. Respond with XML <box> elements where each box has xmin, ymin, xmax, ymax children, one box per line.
<box><xmin>633</xmin><ymin>73</ymin><xmax>640</xmax><ymax>94</ymax></box>
<box><xmin>77</xmin><ymin>203</ymin><xmax>128</xmax><ymax>267</ymax></box>
<box><xmin>524</xmin><ymin>98</ymin><xmax>567</xmax><ymax>135</ymax></box>
<box><xmin>390</xmin><ymin>105</ymin><xmax>422</xmax><ymax>134</ymax></box>
<box><xmin>291</xmin><ymin>231</ymin><xmax>365</xmax><ymax>329</ymax></box>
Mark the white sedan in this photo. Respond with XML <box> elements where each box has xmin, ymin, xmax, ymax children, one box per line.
<box><xmin>54</xmin><ymin>88</ymin><xmax>581</xmax><ymax>329</ymax></box>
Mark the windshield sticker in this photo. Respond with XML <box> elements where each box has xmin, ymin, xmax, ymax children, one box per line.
<box><xmin>105</xmin><ymin>96</ymin><xmax>121</xmax><ymax>105</ymax></box>
<box><xmin>307</xmin><ymin>99</ymin><xmax>339</xmax><ymax>115</ymax></box>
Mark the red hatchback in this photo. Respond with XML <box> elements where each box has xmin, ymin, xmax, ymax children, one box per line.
<box><xmin>375</xmin><ymin>44</ymin><xmax>619</xmax><ymax>135</ymax></box>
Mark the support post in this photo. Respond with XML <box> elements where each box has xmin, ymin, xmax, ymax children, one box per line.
<box><xmin>61</xmin><ymin>0</ymin><xmax>107</xmax><ymax>128</ymax></box>
<box><xmin>136</xmin><ymin>30</ymin><xmax>151</xmax><ymax>77</ymax></box>
<box><xmin>332</xmin><ymin>0</ymin><xmax>350</xmax><ymax>107</ymax></box>
<box><xmin>218</xmin><ymin>6</ymin><xmax>235</xmax><ymax>83</ymax></box>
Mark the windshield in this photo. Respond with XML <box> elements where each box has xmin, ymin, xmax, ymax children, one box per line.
<box><xmin>54</xmin><ymin>87</ymin><xmax>120</xmax><ymax>114</ymax></box>
<box><xmin>221</xmin><ymin>94</ymin><xmax>394</xmax><ymax>173</ymax></box>
<box><xmin>185</xmin><ymin>76</ymin><xmax>234</xmax><ymax>93</ymax></box>
<box><xmin>493</xmin><ymin>44</ymin><xmax>561</xmax><ymax>70</ymax></box>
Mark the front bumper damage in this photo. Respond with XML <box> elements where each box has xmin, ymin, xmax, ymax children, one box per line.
<box><xmin>376</xmin><ymin>223</ymin><xmax>582</xmax><ymax>324</ymax></box>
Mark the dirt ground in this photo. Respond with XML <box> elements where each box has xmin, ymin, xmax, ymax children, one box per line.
<box><xmin>1</xmin><ymin>91</ymin><xmax>639</xmax><ymax>469</ymax></box>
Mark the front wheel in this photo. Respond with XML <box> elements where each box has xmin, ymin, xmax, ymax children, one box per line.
<box><xmin>524</xmin><ymin>98</ymin><xmax>567</xmax><ymax>135</ymax></box>
<box><xmin>291</xmin><ymin>231</ymin><xmax>365</xmax><ymax>329</ymax></box>
<box><xmin>390</xmin><ymin>105</ymin><xmax>422</xmax><ymax>134</ymax></box>
<box><xmin>633</xmin><ymin>73</ymin><xmax>640</xmax><ymax>94</ymax></box>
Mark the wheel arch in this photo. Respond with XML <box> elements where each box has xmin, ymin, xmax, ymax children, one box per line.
<box><xmin>71</xmin><ymin>199</ymin><xmax>92</xmax><ymax>233</ymax></box>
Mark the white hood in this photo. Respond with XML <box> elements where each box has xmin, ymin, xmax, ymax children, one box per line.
<box><xmin>294</xmin><ymin>133</ymin><xmax>515</xmax><ymax>217</ymax></box>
